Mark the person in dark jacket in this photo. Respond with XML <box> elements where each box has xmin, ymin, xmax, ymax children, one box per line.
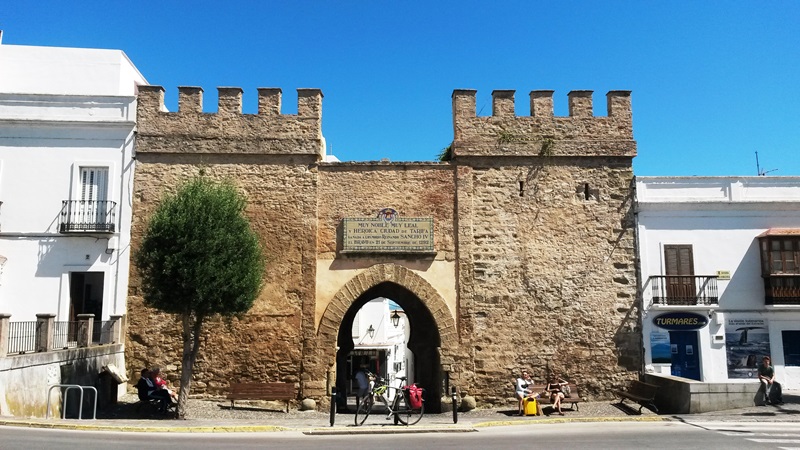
<box><xmin>136</xmin><ymin>368</ymin><xmax>173</xmax><ymax>412</ymax></box>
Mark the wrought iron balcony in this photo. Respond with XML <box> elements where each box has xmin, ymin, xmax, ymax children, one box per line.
<box><xmin>59</xmin><ymin>200</ymin><xmax>116</xmax><ymax>233</ymax></box>
<box><xmin>764</xmin><ymin>276</ymin><xmax>800</xmax><ymax>305</ymax></box>
<box><xmin>649</xmin><ymin>275</ymin><xmax>719</xmax><ymax>306</ymax></box>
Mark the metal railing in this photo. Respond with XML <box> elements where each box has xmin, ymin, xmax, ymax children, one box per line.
<box><xmin>2</xmin><ymin>314</ymin><xmax>121</xmax><ymax>357</ymax></box>
<box><xmin>649</xmin><ymin>275</ymin><xmax>719</xmax><ymax>306</ymax></box>
<box><xmin>7</xmin><ymin>321</ymin><xmax>37</xmax><ymax>354</ymax></box>
<box><xmin>764</xmin><ymin>276</ymin><xmax>800</xmax><ymax>305</ymax></box>
<box><xmin>59</xmin><ymin>200</ymin><xmax>116</xmax><ymax>233</ymax></box>
<box><xmin>53</xmin><ymin>321</ymin><xmax>79</xmax><ymax>349</ymax></box>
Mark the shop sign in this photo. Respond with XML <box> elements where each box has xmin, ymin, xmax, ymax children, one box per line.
<box><xmin>653</xmin><ymin>312</ymin><xmax>708</xmax><ymax>330</ymax></box>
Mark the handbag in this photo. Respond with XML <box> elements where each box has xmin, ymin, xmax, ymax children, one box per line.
<box><xmin>562</xmin><ymin>384</ymin><xmax>571</xmax><ymax>398</ymax></box>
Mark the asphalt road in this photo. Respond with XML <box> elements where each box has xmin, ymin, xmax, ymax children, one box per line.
<box><xmin>2</xmin><ymin>420</ymin><xmax>798</xmax><ymax>449</ymax></box>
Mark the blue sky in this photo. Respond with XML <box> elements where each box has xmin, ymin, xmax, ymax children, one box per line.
<box><xmin>4</xmin><ymin>1</ymin><xmax>799</xmax><ymax>175</ymax></box>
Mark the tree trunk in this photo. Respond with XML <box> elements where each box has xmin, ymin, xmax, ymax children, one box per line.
<box><xmin>176</xmin><ymin>313</ymin><xmax>204</xmax><ymax>419</ymax></box>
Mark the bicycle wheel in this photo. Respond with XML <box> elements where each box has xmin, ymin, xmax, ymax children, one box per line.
<box><xmin>395</xmin><ymin>394</ymin><xmax>424</xmax><ymax>425</ymax></box>
<box><xmin>354</xmin><ymin>395</ymin><xmax>373</xmax><ymax>426</ymax></box>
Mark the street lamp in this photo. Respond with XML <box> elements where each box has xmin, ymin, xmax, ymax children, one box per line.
<box><xmin>367</xmin><ymin>324</ymin><xmax>375</xmax><ymax>338</ymax></box>
<box><xmin>391</xmin><ymin>310</ymin><xmax>401</xmax><ymax>328</ymax></box>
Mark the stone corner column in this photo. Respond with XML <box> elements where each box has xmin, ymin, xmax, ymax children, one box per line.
<box><xmin>108</xmin><ymin>315</ymin><xmax>124</xmax><ymax>344</ymax></box>
<box><xmin>0</xmin><ymin>313</ymin><xmax>11</xmax><ymax>358</ymax></box>
<box><xmin>76</xmin><ymin>314</ymin><xmax>95</xmax><ymax>348</ymax></box>
<box><xmin>36</xmin><ymin>313</ymin><xmax>56</xmax><ymax>352</ymax></box>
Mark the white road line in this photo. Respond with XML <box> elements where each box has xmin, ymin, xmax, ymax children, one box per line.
<box><xmin>719</xmin><ymin>432</ymin><xmax>800</xmax><ymax>437</ymax></box>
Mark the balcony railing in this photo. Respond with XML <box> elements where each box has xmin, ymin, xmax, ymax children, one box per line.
<box><xmin>1</xmin><ymin>314</ymin><xmax>123</xmax><ymax>357</ymax></box>
<box><xmin>60</xmin><ymin>200</ymin><xmax>116</xmax><ymax>233</ymax></box>
<box><xmin>53</xmin><ymin>321</ymin><xmax>79</xmax><ymax>349</ymax></box>
<box><xmin>7</xmin><ymin>321</ymin><xmax>37</xmax><ymax>354</ymax></box>
<box><xmin>764</xmin><ymin>276</ymin><xmax>800</xmax><ymax>305</ymax></box>
<box><xmin>649</xmin><ymin>275</ymin><xmax>719</xmax><ymax>306</ymax></box>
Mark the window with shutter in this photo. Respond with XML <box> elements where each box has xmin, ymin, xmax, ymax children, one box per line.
<box><xmin>80</xmin><ymin>167</ymin><xmax>108</xmax><ymax>202</ymax></box>
<box><xmin>664</xmin><ymin>245</ymin><xmax>695</xmax><ymax>304</ymax></box>
<box><xmin>79</xmin><ymin>167</ymin><xmax>109</xmax><ymax>228</ymax></box>
<box><xmin>758</xmin><ymin>234</ymin><xmax>800</xmax><ymax>305</ymax></box>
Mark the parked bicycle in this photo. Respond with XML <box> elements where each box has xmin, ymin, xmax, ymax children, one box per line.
<box><xmin>355</xmin><ymin>376</ymin><xmax>424</xmax><ymax>426</ymax></box>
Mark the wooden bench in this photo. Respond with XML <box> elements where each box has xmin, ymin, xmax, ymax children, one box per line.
<box><xmin>613</xmin><ymin>380</ymin><xmax>659</xmax><ymax>414</ymax></box>
<box><xmin>228</xmin><ymin>382</ymin><xmax>295</xmax><ymax>412</ymax></box>
<box><xmin>529</xmin><ymin>383</ymin><xmax>584</xmax><ymax>411</ymax></box>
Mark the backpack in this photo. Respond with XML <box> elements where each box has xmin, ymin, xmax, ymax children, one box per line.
<box><xmin>405</xmin><ymin>383</ymin><xmax>424</xmax><ymax>409</ymax></box>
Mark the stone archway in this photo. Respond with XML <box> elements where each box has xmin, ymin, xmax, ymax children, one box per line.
<box><xmin>317</xmin><ymin>263</ymin><xmax>457</xmax><ymax>412</ymax></box>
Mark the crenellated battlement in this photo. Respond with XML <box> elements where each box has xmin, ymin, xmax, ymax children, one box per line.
<box><xmin>136</xmin><ymin>86</ymin><xmax>324</xmax><ymax>158</ymax></box>
<box><xmin>451</xmin><ymin>89</ymin><xmax>635</xmax><ymax>158</ymax></box>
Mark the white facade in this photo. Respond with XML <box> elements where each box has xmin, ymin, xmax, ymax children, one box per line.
<box><xmin>636</xmin><ymin>176</ymin><xmax>800</xmax><ymax>390</ymax></box>
<box><xmin>352</xmin><ymin>298</ymin><xmax>409</xmax><ymax>388</ymax></box>
<box><xmin>0</xmin><ymin>43</ymin><xmax>146</xmax><ymax>325</ymax></box>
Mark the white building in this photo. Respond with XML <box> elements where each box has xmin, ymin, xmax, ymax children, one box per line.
<box><xmin>636</xmin><ymin>176</ymin><xmax>800</xmax><ymax>390</ymax></box>
<box><xmin>0</xmin><ymin>41</ymin><xmax>146</xmax><ymax>336</ymax></box>
<box><xmin>350</xmin><ymin>298</ymin><xmax>409</xmax><ymax>391</ymax></box>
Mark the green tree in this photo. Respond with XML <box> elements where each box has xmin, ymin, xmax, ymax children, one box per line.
<box><xmin>135</xmin><ymin>176</ymin><xmax>265</xmax><ymax>418</ymax></box>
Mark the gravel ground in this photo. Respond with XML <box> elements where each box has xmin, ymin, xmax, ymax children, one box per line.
<box><xmin>98</xmin><ymin>392</ymin><xmax>651</xmax><ymax>423</ymax></box>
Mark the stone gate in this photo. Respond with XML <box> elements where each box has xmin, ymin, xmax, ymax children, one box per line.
<box><xmin>127</xmin><ymin>86</ymin><xmax>640</xmax><ymax>411</ymax></box>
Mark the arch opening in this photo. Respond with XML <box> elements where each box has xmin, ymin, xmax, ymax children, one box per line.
<box><xmin>335</xmin><ymin>282</ymin><xmax>443</xmax><ymax>412</ymax></box>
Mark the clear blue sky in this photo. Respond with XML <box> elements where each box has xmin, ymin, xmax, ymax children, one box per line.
<box><xmin>5</xmin><ymin>1</ymin><xmax>799</xmax><ymax>175</ymax></box>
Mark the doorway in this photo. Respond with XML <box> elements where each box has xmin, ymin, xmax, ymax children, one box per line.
<box><xmin>669</xmin><ymin>330</ymin><xmax>701</xmax><ymax>380</ymax></box>
<box><xmin>68</xmin><ymin>272</ymin><xmax>104</xmax><ymax>342</ymax></box>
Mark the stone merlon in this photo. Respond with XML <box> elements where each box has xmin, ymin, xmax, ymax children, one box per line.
<box><xmin>451</xmin><ymin>89</ymin><xmax>636</xmax><ymax>158</ymax></box>
<box><xmin>136</xmin><ymin>86</ymin><xmax>325</xmax><ymax>158</ymax></box>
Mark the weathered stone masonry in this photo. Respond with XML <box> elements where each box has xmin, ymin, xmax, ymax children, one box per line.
<box><xmin>127</xmin><ymin>85</ymin><xmax>640</xmax><ymax>410</ymax></box>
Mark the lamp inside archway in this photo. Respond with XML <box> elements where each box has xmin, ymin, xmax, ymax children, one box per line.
<box><xmin>391</xmin><ymin>310</ymin><xmax>401</xmax><ymax>328</ymax></box>
<box><xmin>367</xmin><ymin>324</ymin><xmax>375</xmax><ymax>338</ymax></box>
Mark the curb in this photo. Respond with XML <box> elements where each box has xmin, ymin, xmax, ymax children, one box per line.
<box><xmin>472</xmin><ymin>415</ymin><xmax>671</xmax><ymax>428</ymax></box>
<box><xmin>0</xmin><ymin>415</ymin><xmax>671</xmax><ymax>433</ymax></box>
<box><xmin>0</xmin><ymin>420</ymin><xmax>288</xmax><ymax>433</ymax></box>
<box><xmin>304</xmin><ymin>426</ymin><xmax>477</xmax><ymax>435</ymax></box>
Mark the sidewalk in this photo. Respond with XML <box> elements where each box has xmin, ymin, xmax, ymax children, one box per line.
<box><xmin>0</xmin><ymin>393</ymin><xmax>797</xmax><ymax>434</ymax></box>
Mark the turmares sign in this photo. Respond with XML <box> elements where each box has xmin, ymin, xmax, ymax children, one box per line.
<box><xmin>342</xmin><ymin>208</ymin><xmax>434</xmax><ymax>253</ymax></box>
<box><xmin>653</xmin><ymin>312</ymin><xmax>709</xmax><ymax>330</ymax></box>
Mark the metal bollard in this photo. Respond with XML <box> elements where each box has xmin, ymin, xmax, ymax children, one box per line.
<box><xmin>329</xmin><ymin>387</ymin><xmax>337</xmax><ymax>427</ymax></box>
<box><xmin>451</xmin><ymin>386</ymin><xmax>458</xmax><ymax>423</ymax></box>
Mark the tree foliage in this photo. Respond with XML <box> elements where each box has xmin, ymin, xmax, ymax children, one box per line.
<box><xmin>437</xmin><ymin>142</ymin><xmax>453</xmax><ymax>161</ymax></box>
<box><xmin>135</xmin><ymin>176</ymin><xmax>264</xmax><ymax>418</ymax></box>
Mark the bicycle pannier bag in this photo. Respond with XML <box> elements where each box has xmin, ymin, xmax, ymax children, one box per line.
<box><xmin>406</xmin><ymin>384</ymin><xmax>423</xmax><ymax>409</ymax></box>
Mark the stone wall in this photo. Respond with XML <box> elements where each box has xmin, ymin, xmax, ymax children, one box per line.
<box><xmin>129</xmin><ymin>87</ymin><xmax>320</xmax><ymax>394</ymax></box>
<box><xmin>126</xmin><ymin>86</ymin><xmax>640</xmax><ymax>408</ymax></box>
<box><xmin>452</xmin><ymin>90</ymin><xmax>639</xmax><ymax>402</ymax></box>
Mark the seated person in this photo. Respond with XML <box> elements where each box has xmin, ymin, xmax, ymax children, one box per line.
<box><xmin>546</xmin><ymin>374</ymin><xmax>569</xmax><ymax>415</ymax></box>
<box><xmin>137</xmin><ymin>367</ymin><xmax>173</xmax><ymax>412</ymax></box>
<box><xmin>150</xmin><ymin>366</ymin><xmax>178</xmax><ymax>403</ymax></box>
<box><xmin>758</xmin><ymin>356</ymin><xmax>783</xmax><ymax>405</ymax></box>
<box><xmin>135</xmin><ymin>368</ymin><xmax>154</xmax><ymax>402</ymax></box>
<box><xmin>515</xmin><ymin>370</ymin><xmax>541</xmax><ymax>416</ymax></box>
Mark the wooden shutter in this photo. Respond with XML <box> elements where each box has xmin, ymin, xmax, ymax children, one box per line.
<box><xmin>664</xmin><ymin>245</ymin><xmax>694</xmax><ymax>304</ymax></box>
<box><xmin>665</xmin><ymin>245</ymin><xmax>694</xmax><ymax>276</ymax></box>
